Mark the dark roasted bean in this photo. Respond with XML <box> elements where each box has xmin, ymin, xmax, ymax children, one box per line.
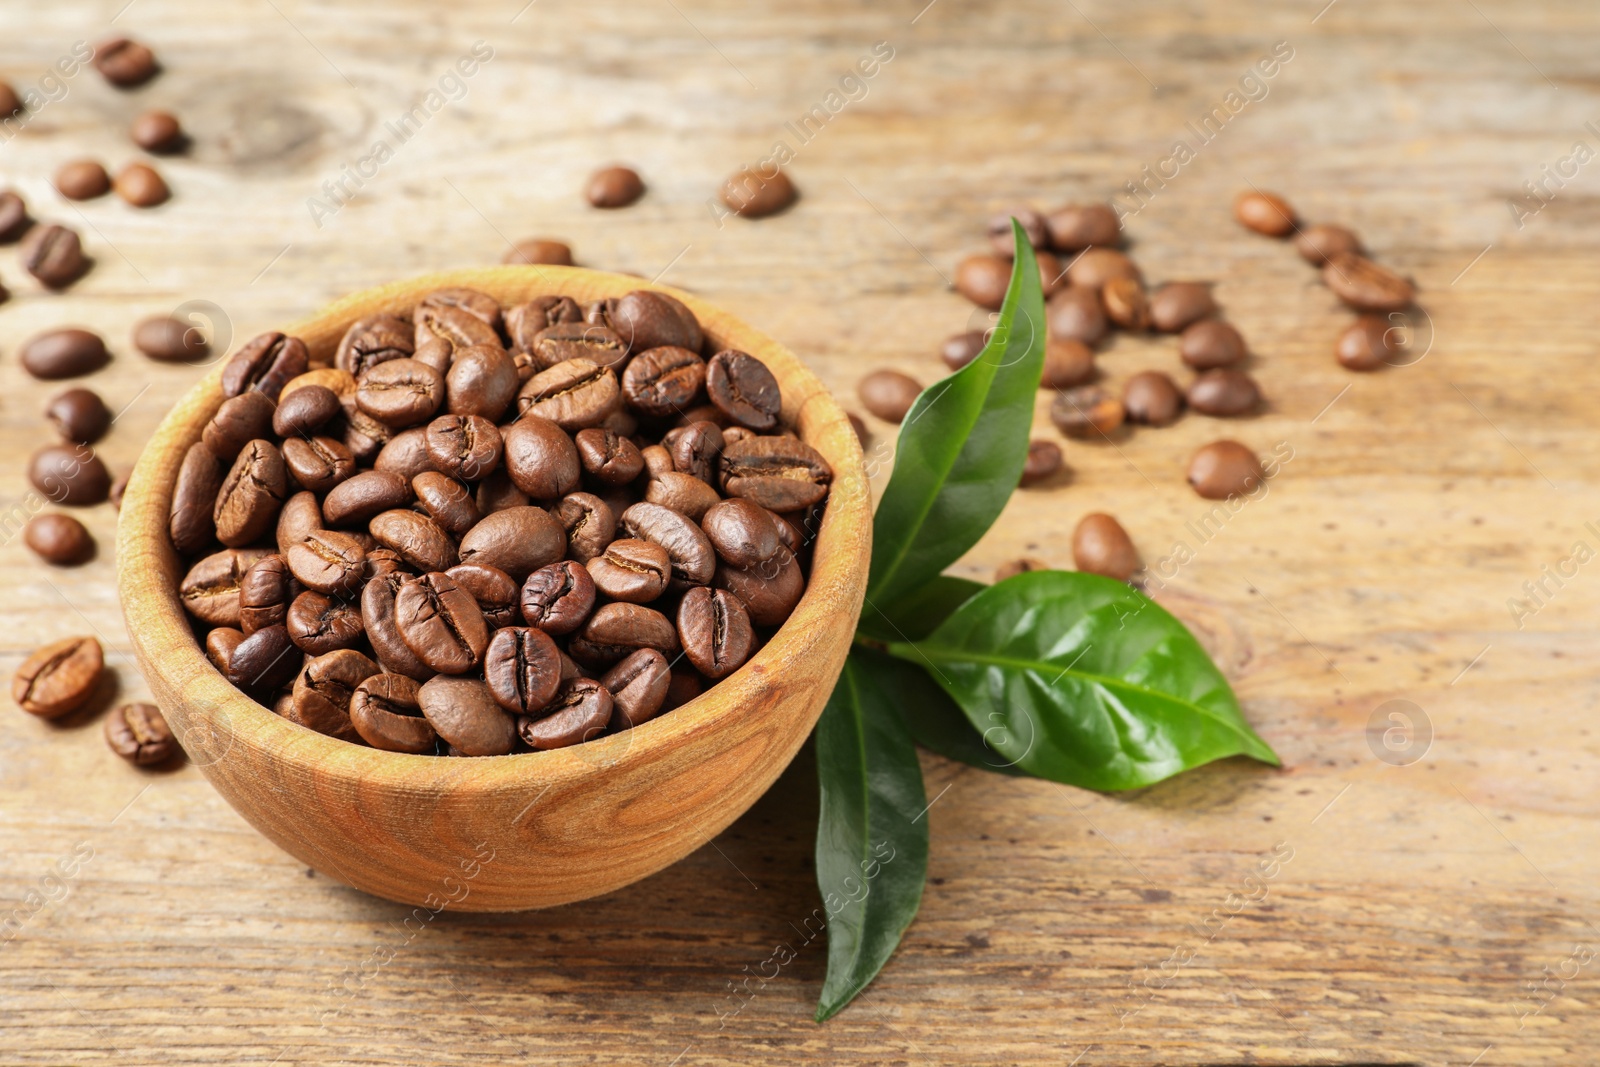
<box><xmin>1073</xmin><ymin>513</ymin><xmax>1141</xmax><ymax>581</ymax></box>
<box><xmin>413</xmin><ymin>471</ymin><xmax>481</xmax><ymax>538</ymax></box>
<box><xmin>355</xmin><ymin>358</ymin><xmax>445</xmax><ymax>428</ymax></box>
<box><xmin>1045</xmin><ymin>202</ymin><xmax>1120</xmax><ymax>251</ymax></box>
<box><xmin>395</xmin><ymin>571</ymin><xmax>488</xmax><ymax>675</ymax></box>
<box><xmin>1234</xmin><ymin>190</ymin><xmax>1296</xmax><ymax>236</ymax></box>
<box><xmin>213</xmin><ymin>440</ymin><xmax>289</xmax><ymax>546</ymax></box>
<box><xmin>286</xmin><ymin>529</ymin><xmax>367</xmax><ymax>595</ymax></box>
<box><xmin>21</xmin><ymin>224</ymin><xmax>88</xmax><ymax>289</ymax></box>
<box><xmin>1019</xmin><ymin>440</ymin><xmax>1063</xmax><ymax>487</ymax></box>
<box><xmin>701</xmin><ymin>498</ymin><xmax>780</xmax><ymax>569</ymax></box>
<box><xmin>203</xmin><ymin>390</ymin><xmax>277</xmax><ymax>461</ymax></box>
<box><xmin>506</xmin><ymin>296</ymin><xmax>583</xmax><ymax>354</ymax></box>
<box><xmin>1335</xmin><ymin>315</ymin><xmax>1397</xmax><ymax>371</ymax></box>
<box><xmin>420</xmin><ymin>675</ymin><xmax>517</xmax><ymax>756</ymax></box>
<box><xmin>1179</xmin><ymin>320</ymin><xmax>1247</xmax><ymax>370</ymax></box>
<box><xmin>418</xmin><ymin>287</ymin><xmax>502</xmax><ymax>332</ymax></box>
<box><xmin>54</xmin><ymin>159</ymin><xmax>110</xmax><ymax>200</ymax></box>
<box><xmin>669</xmin><ymin>421</ymin><xmax>725</xmax><ymax>485</ymax></box>
<box><xmin>239</xmin><ymin>554</ymin><xmax>295</xmax><ymax>634</ymax></box>
<box><xmin>645</xmin><ymin>471</ymin><xmax>719</xmax><ymax>521</ymax></box>
<box><xmin>484</xmin><ymin>626</ymin><xmax>562</xmax><ymax>715</ymax></box>
<box><xmin>619</xmin><ymin>502</ymin><xmax>716</xmax><ymax>590</ymax></box>
<box><xmin>713</xmin><ymin>548</ymin><xmax>804</xmax><ymax>627</ymax></box>
<box><xmin>555</xmin><ymin>491</ymin><xmax>616</xmax><ymax>563</ymax></box>
<box><xmin>335</xmin><ymin>316</ymin><xmax>414</xmax><ymax>377</ymax></box>
<box><xmin>275</xmin><ymin>490</ymin><xmax>322</xmax><ymax>556</ymax></box>
<box><xmin>458</xmin><ymin>506</ymin><xmax>566</xmax><ymax>581</ymax></box>
<box><xmin>954</xmin><ymin>254</ymin><xmax>1010</xmax><ymax>310</ymax></box>
<box><xmin>415</xmin><ymin>302</ymin><xmax>500</xmax><ymax>352</ymax></box>
<box><xmin>205</xmin><ymin>627</ymin><xmax>245</xmax><ymax>674</ymax></box>
<box><xmin>323</xmin><ymin>470</ymin><xmax>412</xmax><ymax>527</ymax></box>
<box><xmin>601</xmin><ymin>648</ymin><xmax>670</xmax><ymax>729</ymax></box>
<box><xmin>286</xmin><ymin>591</ymin><xmax>366</xmax><ymax>656</ymax></box>
<box><xmin>29</xmin><ymin>443</ymin><xmax>112</xmax><ymax>506</ymax></box>
<box><xmin>1123</xmin><ymin>370</ymin><xmax>1184</xmax><ymax>426</ymax></box>
<box><xmin>370</xmin><ymin>509</ymin><xmax>456</xmax><ymax>573</ymax></box>
<box><xmin>361</xmin><ymin>574</ymin><xmax>433</xmax><ymax>679</ymax></box>
<box><xmin>131</xmin><ymin>109</ymin><xmax>184</xmax><ymax>152</ymax></box>
<box><xmin>179</xmin><ymin>548</ymin><xmax>267</xmax><ymax>627</ymax></box>
<box><xmin>94</xmin><ymin>37</ymin><xmax>158</xmax><ymax>86</ymax></box>
<box><xmin>424</xmin><ymin>414</ymin><xmax>502</xmax><ymax>481</ymax></box>
<box><xmin>227</xmin><ymin>624</ymin><xmax>300</xmax><ymax>692</ymax></box>
<box><xmin>170</xmin><ymin>442</ymin><xmax>223</xmax><ymax>554</ymax></box>
<box><xmin>20</xmin><ymin>328</ymin><xmax>107</xmax><ymax>380</ymax></box>
<box><xmin>12</xmin><ymin>636</ymin><xmax>103</xmax><ymax>719</ymax></box>
<box><xmin>527</xmin><ymin>322</ymin><xmax>628</xmax><ymax>372</ymax></box>
<box><xmin>677</xmin><ymin>587</ymin><xmax>753</xmax><ymax>681</ymax></box>
<box><xmin>718</xmin><ymin>436</ymin><xmax>831</xmax><ymax>512</ymax></box>
<box><xmin>858</xmin><ymin>370</ymin><xmax>921</xmax><ymax>423</ymax></box>
<box><xmin>1050</xmin><ymin>386</ymin><xmax>1125</xmax><ymax>439</ymax></box>
<box><xmin>104</xmin><ymin>703</ymin><xmax>176</xmax><ymax>765</ymax></box>
<box><xmin>705</xmin><ymin>350</ymin><xmax>780</xmax><ymax>430</ymax></box>
<box><xmin>574</xmin><ymin>427</ymin><xmax>643</xmax><ymax>486</ymax></box>
<box><xmin>720</xmin><ymin>166</ymin><xmax>797</xmax><ymax>219</ymax></box>
<box><xmin>1323</xmin><ymin>252</ymin><xmax>1416</xmax><ymax>312</ymax></box>
<box><xmin>520</xmin><ymin>560</ymin><xmax>596</xmax><ymax>636</ymax></box>
<box><xmin>1296</xmin><ymin>224</ymin><xmax>1362</xmax><ymax>266</ymax></box>
<box><xmin>1188</xmin><ymin>440</ymin><xmax>1265</xmax><ymax>500</ymax></box>
<box><xmin>518</xmin><ymin>677</ymin><xmax>612</xmax><ymax>749</ymax></box>
<box><xmin>285</xmin><ymin>649</ymin><xmax>377</xmax><ymax>742</ymax></box>
<box><xmin>587</xmin><ymin>538</ymin><xmax>670</xmax><ymax>603</ymax></box>
<box><xmin>570</xmin><ymin>603</ymin><xmax>675</xmax><ymax>669</ymax></box>
<box><xmin>608</xmin><ymin>290</ymin><xmax>703</xmax><ymax>355</ymax></box>
<box><xmin>24</xmin><ymin>513</ymin><xmax>94</xmax><ymax>565</ymax></box>
<box><xmin>374</xmin><ymin>428</ymin><xmax>437</xmax><ymax>482</ymax></box>
<box><xmin>0</xmin><ymin>189</ymin><xmax>31</xmax><ymax>242</ymax></box>
<box><xmin>282</xmin><ymin>435</ymin><xmax>356</xmax><ymax>493</ymax></box>
<box><xmin>445</xmin><ymin>344</ymin><xmax>519</xmax><ymax>421</ymax></box>
<box><xmin>446</xmin><ymin>562</ymin><xmax>520</xmax><ymax>628</ymax></box>
<box><xmin>114</xmin><ymin>163</ymin><xmax>170</xmax><ymax>207</ymax></box>
<box><xmin>503</xmin><ymin>238</ymin><xmax>573</xmax><ymax>267</ymax></box>
<box><xmin>1187</xmin><ymin>368</ymin><xmax>1261</xmax><ymax>417</ymax></box>
<box><xmin>517</xmin><ymin>358</ymin><xmax>621</xmax><ymax>430</ymax></box>
<box><xmin>620</xmin><ymin>346</ymin><xmax>704</xmax><ymax>417</ymax></box>
<box><xmin>1101</xmin><ymin>277</ymin><xmax>1150</xmax><ymax>331</ymax></box>
<box><xmin>350</xmin><ymin>674</ymin><xmax>435</xmax><ymax>753</ymax></box>
<box><xmin>1148</xmin><ymin>282</ymin><xmax>1216</xmax><ymax>333</ymax></box>
<box><xmin>133</xmin><ymin>316</ymin><xmax>206</xmax><ymax>363</ymax></box>
<box><xmin>222</xmin><ymin>332</ymin><xmax>309</xmax><ymax>400</ymax></box>
<box><xmin>586</xmin><ymin>165</ymin><xmax>645</xmax><ymax>209</ymax></box>
<box><xmin>272</xmin><ymin>384</ymin><xmax>341</xmax><ymax>438</ymax></box>
<box><xmin>501</xmin><ymin>415</ymin><xmax>580</xmax><ymax>500</ymax></box>
<box><xmin>1046</xmin><ymin>287</ymin><xmax>1108</xmax><ymax>346</ymax></box>
<box><xmin>1041</xmin><ymin>338</ymin><xmax>1095</xmax><ymax>389</ymax></box>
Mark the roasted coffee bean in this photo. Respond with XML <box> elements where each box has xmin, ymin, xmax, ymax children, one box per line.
<box><xmin>571</xmin><ymin>603</ymin><xmax>676</xmax><ymax>667</ymax></box>
<box><xmin>1101</xmin><ymin>276</ymin><xmax>1150</xmax><ymax>331</ymax></box>
<box><xmin>203</xmin><ymin>390</ymin><xmax>276</xmax><ymax>461</ymax></box>
<box><xmin>336</xmin><ymin>316</ymin><xmax>414</xmax><ymax>377</ymax></box>
<box><xmin>411</xmin><ymin>338</ymin><xmax>452</xmax><ymax>377</ymax></box>
<box><xmin>720</xmin><ymin>166</ymin><xmax>797</xmax><ymax>219</ymax></box>
<box><xmin>1296</xmin><ymin>223</ymin><xmax>1361</xmax><ymax>265</ymax></box>
<box><xmin>272</xmin><ymin>384</ymin><xmax>341</xmax><ymax>438</ymax></box>
<box><xmin>24</xmin><ymin>513</ymin><xmax>94</xmax><ymax>565</ymax></box>
<box><xmin>1073</xmin><ymin>513</ymin><xmax>1140</xmax><ymax>581</ymax></box>
<box><xmin>423</xmin><ymin>414</ymin><xmax>502</xmax><ymax>481</ymax></box>
<box><xmin>703</xmin><ymin>350</ymin><xmax>780</xmax><ymax>430</ymax></box>
<box><xmin>701</xmin><ymin>499</ymin><xmax>780</xmax><ymax>569</ymax></box>
<box><xmin>458</xmin><ymin>506</ymin><xmax>567</xmax><ymax>581</ymax></box>
<box><xmin>286</xmin><ymin>529</ymin><xmax>366</xmax><ymax>595</ymax></box>
<box><xmin>619</xmin><ymin>502</ymin><xmax>716</xmax><ymax>589</ymax></box>
<box><xmin>360</xmin><ymin>575</ymin><xmax>432</xmax><ymax>679</ymax></box>
<box><xmin>1323</xmin><ymin>252</ymin><xmax>1415</xmax><ymax>312</ymax></box>
<box><xmin>94</xmin><ymin>37</ymin><xmax>158</xmax><ymax>86</ymax></box>
<box><xmin>1335</xmin><ymin>315</ymin><xmax>1397</xmax><ymax>371</ymax></box>
<box><xmin>987</xmin><ymin>208</ymin><xmax>1049</xmax><ymax>255</ymax></box>
<box><xmin>364</xmin><ymin>548</ymin><xmax>408</xmax><ymax>579</ymax></box>
<box><xmin>517</xmin><ymin>358</ymin><xmax>620</xmax><ymax>430</ymax></box>
<box><xmin>995</xmin><ymin>557</ymin><xmax>1049</xmax><ymax>582</ymax></box>
<box><xmin>501</xmin><ymin>415</ymin><xmax>580</xmax><ymax>500</ymax></box>
<box><xmin>444</xmin><ymin>344</ymin><xmax>518</xmax><ymax>421</ymax></box>
<box><xmin>29</xmin><ymin>444</ymin><xmax>111</xmax><ymax>505</ymax></box>
<box><xmin>356</xmin><ymin>358</ymin><xmax>445</xmax><ymax>428</ymax></box>
<box><xmin>1042</xmin><ymin>338</ymin><xmax>1095</xmax><ymax>389</ymax></box>
<box><xmin>168</xmin><ymin>442</ymin><xmax>224</xmax><ymax>553</ymax></box>
<box><xmin>370</xmin><ymin>509</ymin><xmax>457</xmax><ymax>573</ymax></box>
<box><xmin>275</xmin><ymin>490</ymin><xmax>322</xmax><ymax>556</ymax></box>
<box><xmin>641</xmin><ymin>444</ymin><xmax>674</xmax><ymax>482</ymax></box>
<box><xmin>179</xmin><ymin>548</ymin><xmax>267</xmax><ymax>627</ymax></box>
<box><xmin>21</xmin><ymin>223</ymin><xmax>88</xmax><ymax>288</ymax></box>
<box><xmin>1045</xmin><ymin>202</ymin><xmax>1120</xmax><ymax>251</ymax></box>
<box><xmin>340</xmin><ymin>404</ymin><xmax>393</xmax><ymax>463</ymax></box>
<box><xmin>323</xmin><ymin>470</ymin><xmax>412</xmax><ymax>526</ymax></box>
<box><xmin>413</xmin><ymin>472</ymin><xmax>481</xmax><ymax>538</ymax></box>
<box><xmin>1234</xmin><ymin>190</ymin><xmax>1296</xmax><ymax>236</ymax></box>
<box><xmin>418</xmin><ymin>287</ymin><xmax>502</xmax><ymax>332</ymax></box>
<box><xmin>1050</xmin><ymin>386</ymin><xmax>1125</xmax><ymax>439</ymax></box>
<box><xmin>714</xmin><ymin>549</ymin><xmax>804</xmax><ymax>627</ymax></box>
<box><xmin>45</xmin><ymin>388</ymin><xmax>111</xmax><ymax>445</ymax></box>
<box><xmin>420</xmin><ymin>675</ymin><xmax>516</xmax><ymax>756</ymax></box>
<box><xmin>858</xmin><ymin>370</ymin><xmax>921</xmax><ymax>423</ymax></box>
<box><xmin>503</xmin><ymin>238</ymin><xmax>573</xmax><ymax>266</ymax></box>
<box><xmin>395</xmin><ymin>571</ymin><xmax>488</xmax><ymax>674</ymax></box>
<box><xmin>105</xmin><ymin>703</ymin><xmax>176</xmax><ymax>765</ymax></box>
<box><xmin>483</xmin><ymin>626</ymin><xmax>562</xmax><ymax>714</ymax></box>
<box><xmin>955</xmin><ymin>254</ymin><xmax>1011</xmax><ymax>310</ymax></box>
<box><xmin>934</xmin><ymin>332</ymin><xmax>985</xmax><ymax>375</ymax></box>
<box><xmin>415</xmin><ymin>302</ymin><xmax>500</xmax><ymax>352</ymax></box>
<box><xmin>446</xmin><ymin>562</ymin><xmax>519</xmax><ymax>628</ymax></box>
<box><xmin>520</xmin><ymin>560</ymin><xmax>596</xmax><ymax>635</ymax></box>
<box><xmin>115</xmin><ymin>163</ymin><xmax>169</xmax><ymax>207</ymax></box>
<box><xmin>587</xmin><ymin>538</ymin><xmax>671</xmax><ymax>603</ymax></box>
<box><xmin>677</xmin><ymin>587</ymin><xmax>753</xmax><ymax>681</ymax></box>
<box><xmin>286</xmin><ymin>649</ymin><xmax>378</xmax><ymax>742</ymax></box>
<box><xmin>131</xmin><ymin>109</ymin><xmax>184</xmax><ymax>152</ymax></box>
<box><xmin>1123</xmin><ymin>370</ymin><xmax>1184</xmax><ymax>426</ymax></box>
<box><xmin>718</xmin><ymin>436</ymin><xmax>831</xmax><ymax>512</ymax></box>
<box><xmin>282</xmin><ymin>368</ymin><xmax>358</xmax><ymax>404</ymax></box>
<box><xmin>0</xmin><ymin>188</ymin><xmax>30</xmax><ymax>242</ymax></box>
<box><xmin>214</xmin><ymin>440</ymin><xmax>289</xmax><ymax>546</ymax></box>
<box><xmin>222</xmin><ymin>333</ymin><xmax>309</xmax><ymax>400</ymax></box>
<box><xmin>1019</xmin><ymin>440</ymin><xmax>1063</xmax><ymax>487</ymax></box>
<box><xmin>21</xmin><ymin>328</ymin><xmax>108</xmax><ymax>380</ymax></box>
<box><xmin>133</xmin><ymin>315</ymin><xmax>206</xmax><ymax>362</ymax></box>
<box><xmin>205</xmin><ymin>627</ymin><xmax>245</xmax><ymax>674</ymax></box>
<box><xmin>575</xmin><ymin>427</ymin><xmax>643</xmax><ymax>486</ymax></box>
<box><xmin>523</xmin><ymin>322</ymin><xmax>627</xmax><ymax>373</ymax></box>
<box><xmin>1187</xmin><ymin>368</ymin><xmax>1261</xmax><ymax>417</ymax></box>
<box><xmin>587</xmin><ymin>165</ymin><xmax>646</xmax><ymax>209</ymax></box>
<box><xmin>374</xmin><ymin>428</ymin><xmax>437</xmax><ymax>481</ymax></box>
<box><xmin>602</xmin><ymin>648</ymin><xmax>670</xmax><ymax>729</ymax></box>
<box><xmin>227</xmin><ymin>624</ymin><xmax>300</xmax><ymax>692</ymax></box>
<box><xmin>1179</xmin><ymin>320</ymin><xmax>1246</xmax><ymax>370</ymax></box>
<box><xmin>645</xmin><ymin>472</ymin><xmax>720</xmax><ymax>521</ymax></box>
<box><xmin>13</xmin><ymin>636</ymin><xmax>103</xmax><ymax>719</ymax></box>
<box><xmin>555</xmin><ymin>491</ymin><xmax>617</xmax><ymax>563</ymax></box>
<box><xmin>350</xmin><ymin>674</ymin><xmax>435</xmax><ymax>753</ymax></box>
<box><xmin>669</xmin><ymin>421</ymin><xmax>725</xmax><ymax>486</ymax></box>
<box><xmin>519</xmin><ymin>677</ymin><xmax>612</xmax><ymax>749</ymax></box>
<box><xmin>506</xmin><ymin>296</ymin><xmax>584</xmax><ymax>354</ymax></box>
<box><xmin>1187</xmin><ymin>440</ymin><xmax>1265</xmax><ymax>500</ymax></box>
<box><xmin>1149</xmin><ymin>282</ymin><xmax>1216</xmax><ymax>333</ymax></box>
<box><xmin>282</xmin><ymin>435</ymin><xmax>356</xmax><ymax>493</ymax></box>
<box><xmin>1068</xmin><ymin>248</ymin><xmax>1140</xmax><ymax>290</ymax></box>
<box><xmin>54</xmin><ymin>160</ymin><xmax>110</xmax><ymax>200</ymax></box>
<box><xmin>239</xmin><ymin>554</ymin><xmax>295</xmax><ymax>634</ymax></box>
<box><xmin>620</xmin><ymin>347</ymin><xmax>704</xmax><ymax>418</ymax></box>
<box><xmin>1046</xmin><ymin>287</ymin><xmax>1108</xmax><ymax>346</ymax></box>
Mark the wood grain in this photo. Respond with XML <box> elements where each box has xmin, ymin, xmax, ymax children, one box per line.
<box><xmin>3</xmin><ymin>0</ymin><xmax>1598</xmax><ymax>1063</ymax></box>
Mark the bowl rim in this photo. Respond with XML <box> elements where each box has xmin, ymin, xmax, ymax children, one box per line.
<box><xmin>116</xmin><ymin>265</ymin><xmax>871</xmax><ymax>799</ymax></box>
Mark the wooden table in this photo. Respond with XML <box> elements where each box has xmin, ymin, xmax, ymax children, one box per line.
<box><xmin>3</xmin><ymin>1</ymin><xmax>1594</xmax><ymax>1063</ymax></box>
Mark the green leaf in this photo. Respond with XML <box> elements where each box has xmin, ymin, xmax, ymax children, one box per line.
<box><xmin>857</xmin><ymin>574</ymin><xmax>985</xmax><ymax>643</ymax></box>
<box><xmin>814</xmin><ymin>652</ymin><xmax>929</xmax><ymax>1022</ymax></box>
<box><xmin>855</xmin><ymin>645</ymin><xmax>1027</xmax><ymax>776</ymax></box>
<box><xmin>888</xmin><ymin>571</ymin><xmax>1280</xmax><ymax>791</ymax></box>
<box><xmin>865</xmin><ymin>220</ymin><xmax>1047</xmax><ymax>616</ymax></box>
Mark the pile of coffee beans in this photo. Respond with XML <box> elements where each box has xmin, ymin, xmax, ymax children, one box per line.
<box><xmin>169</xmin><ymin>285</ymin><xmax>832</xmax><ymax>756</ymax></box>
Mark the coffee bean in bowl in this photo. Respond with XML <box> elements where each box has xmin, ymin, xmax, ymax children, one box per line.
<box><xmin>116</xmin><ymin>267</ymin><xmax>870</xmax><ymax>912</ymax></box>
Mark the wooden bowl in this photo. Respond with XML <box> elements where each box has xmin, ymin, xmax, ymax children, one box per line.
<box><xmin>116</xmin><ymin>266</ymin><xmax>870</xmax><ymax>911</ymax></box>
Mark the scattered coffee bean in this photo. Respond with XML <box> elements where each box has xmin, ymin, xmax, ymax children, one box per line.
<box><xmin>55</xmin><ymin>160</ymin><xmax>110</xmax><ymax>201</ymax></box>
<box><xmin>1187</xmin><ymin>440</ymin><xmax>1264</xmax><ymax>500</ymax></box>
<box><xmin>720</xmin><ymin>166</ymin><xmax>797</xmax><ymax>218</ymax></box>
<box><xmin>1295</xmin><ymin>223</ymin><xmax>1361</xmax><ymax>266</ymax></box>
<box><xmin>503</xmin><ymin>238</ymin><xmax>573</xmax><ymax>266</ymax></box>
<box><xmin>104</xmin><ymin>703</ymin><xmax>177</xmax><ymax>765</ymax></box>
<box><xmin>941</xmin><ymin>330</ymin><xmax>989</xmax><ymax>371</ymax></box>
<box><xmin>115</xmin><ymin>163</ymin><xmax>169</xmax><ymax>207</ymax></box>
<box><xmin>1067</xmin><ymin>248</ymin><xmax>1140</xmax><ymax>290</ymax></box>
<box><xmin>1073</xmin><ymin>513</ymin><xmax>1140</xmax><ymax>581</ymax></box>
<box><xmin>46</xmin><ymin>387</ymin><xmax>111</xmax><ymax>444</ymax></box>
<box><xmin>1045</xmin><ymin>202</ymin><xmax>1120</xmax><ymax>251</ymax></box>
<box><xmin>13</xmin><ymin>636</ymin><xmax>103</xmax><ymax>719</ymax></box>
<box><xmin>93</xmin><ymin>37</ymin><xmax>158</xmax><ymax>87</ymax></box>
<box><xmin>131</xmin><ymin>109</ymin><xmax>185</xmax><ymax>153</ymax></box>
<box><xmin>955</xmin><ymin>254</ymin><xmax>1012</xmax><ymax>310</ymax></box>
<box><xmin>1019</xmin><ymin>440</ymin><xmax>1062</xmax><ymax>486</ymax></box>
<box><xmin>995</xmin><ymin>558</ymin><xmax>1049</xmax><ymax>583</ymax></box>
<box><xmin>1101</xmin><ymin>276</ymin><xmax>1150</xmax><ymax>331</ymax></box>
<box><xmin>1323</xmin><ymin>252</ymin><xmax>1415</xmax><ymax>312</ymax></box>
<box><xmin>134</xmin><ymin>315</ymin><xmax>206</xmax><ymax>361</ymax></box>
<box><xmin>1234</xmin><ymin>190</ymin><xmax>1296</xmax><ymax>236</ymax></box>
<box><xmin>988</xmin><ymin>208</ymin><xmax>1049</xmax><ymax>254</ymax></box>
<box><xmin>21</xmin><ymin>223</ymin><xmax>88</xmax><ymax>288</ymax></box>
<box><xmin>1122</xmin><ymin>370</ymin><xmax>1183</xmax><ymax>426</ymax></box>
<box><xmin>1046</xmin><ymin>286</ymin><xmax>1108</xmax><ymax>346</ymax></box>
<box><xmin>1187</xmin><ymin>368</ymin><xmax>1261</xmax><ymax>417</ymax></box>
<box><xmin>858</xmin><ymin>370</ymin><xmax>922</xmax><ymax>423</ymax></box>
<box><xmin>1179</xmin><ymin>319</ymin><xmax>1247</xmax><ymax>370</ymax></box>
<box><xmin>21</xmin><ymin>328</ymin><xmax>108</xmax><ymax>380</ymax></box>
<box><xmin>29</xmin><ymin>443</ymin><xmax>112</xmax><ymax>505</ymax></box>
<box><xmin>1148</xmin><ymin>282</ymin><xmax>1216</xmax><ymax>333</ymax></box>
<box><xmin>0</xmin><ymin>189</ymin><xmax>31</xmax><ymax>242</ymax></box>
<box><xmin>1042</xmin><ymin>338</ymin><xmax>1095</xmax><ymax>389</ymax></box>
<box><xmin>1335</xmin><ymin>315</ymin><xmax>1397</xmax><ymax>371</ymax></box>
<box><xmin>587</xmin><ymin>165</ymin><xmax>645</xmax><ymax>208</ymax></box>
<box><xmin>24</xmin><ymin>513</ymin><xmax>94</xmax><ymax>565</ymax></box>
<box><xmin>1050</xmin><ymin>386</ymin><xmax>1124</xmax><ymax>439</ymax></box>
